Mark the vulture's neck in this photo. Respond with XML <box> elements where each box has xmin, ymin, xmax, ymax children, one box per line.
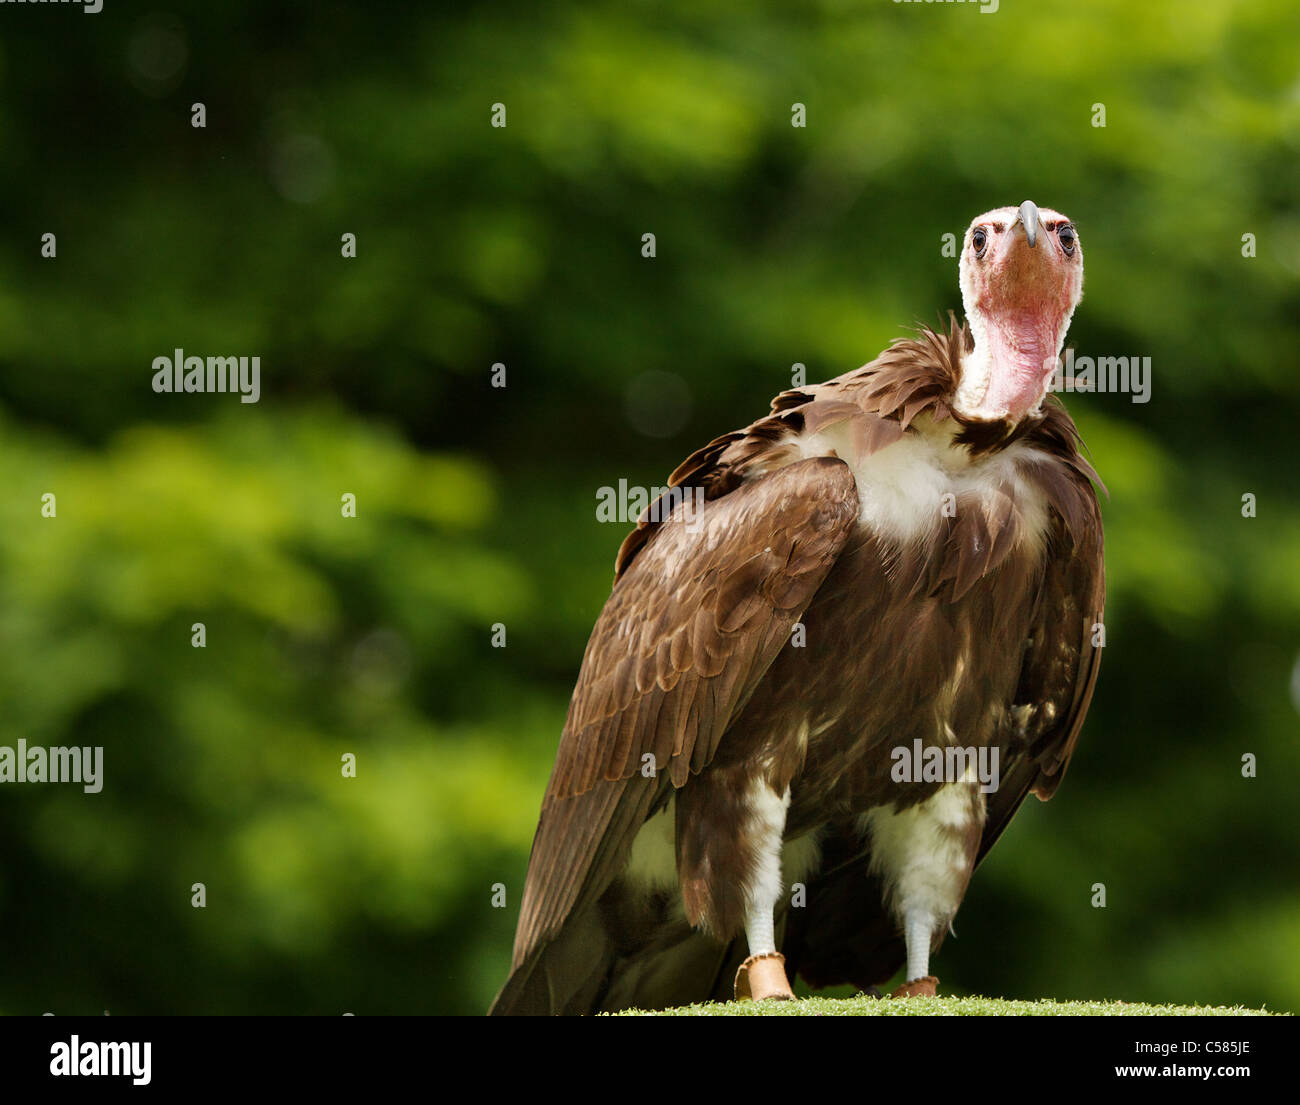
<box><xmin>953</xmin><ymin>309</ymin><xmax>1071</xmax><ymax>424</ymax></box>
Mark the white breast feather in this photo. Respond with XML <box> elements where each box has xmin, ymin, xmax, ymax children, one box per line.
<box><xmin>792</xmin><ymin>420</ymin><xmax>1052</xmax><ymax>550</ymax></box>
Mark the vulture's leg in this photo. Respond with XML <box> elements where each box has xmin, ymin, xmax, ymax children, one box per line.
<box><xmin>862</xmin><ymin>780</ymin><xmax>986</xmax><ymax>999</ymax></box>
<box><xmin>894</xmin><ymin>912</ymin><xmax>940</xmax><ymax>998</ymax></box>
<box><xmin>676</xmin><ymin>773</ymin><xmax>796</xmax><ymax>1001</ymax></box>
<box><xmin>734</xmin><ymin>782</ymin><xmax>795</xmax><ymax>1001</ymax></box>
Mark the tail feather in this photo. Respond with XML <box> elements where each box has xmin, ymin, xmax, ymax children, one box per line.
<box><xmin>490</xmin><ymin>881</ymin><xmax>743</xmax><ymax>1015</ymax></box>
<box><xmin>490</xmin><ymin>903</ymin><xmax>615</xmax><ymax>1015</ymax></box>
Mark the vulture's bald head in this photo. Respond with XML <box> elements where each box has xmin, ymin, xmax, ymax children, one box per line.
<box><xmin>953</xmin><ymin>200</ymin><xmax>1083</xmax><ymax>423</ymax></box>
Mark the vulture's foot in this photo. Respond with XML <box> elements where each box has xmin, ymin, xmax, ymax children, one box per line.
<box><xmin>888</xmin><ymin>975</ymin><xmax>939</xmax><ymax>998</ymax></box>
<box><xmin>734</xmin><ymin>952</ymin><xmax>796</xmax><ymax>1002</ymax></box>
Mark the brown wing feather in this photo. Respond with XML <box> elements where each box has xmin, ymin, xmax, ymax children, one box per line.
<box><xmin>977</xmin><ymin>461</ymin><xmax>1106</xmax><ymax>865</ymax></box>
<box><xmin>510</xmin><ymin>456</ymin><xmax>860</xmax><ymax>968</ymax></box>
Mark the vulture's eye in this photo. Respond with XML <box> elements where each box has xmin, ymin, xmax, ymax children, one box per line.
<box><xmin>1058</xmin><ymin>225</ymin><xmax>1076</xmax><ymax>254</ymax></box>
<box><xmin>971</xmin><ymin>228</ymin><xmax>988</xmax><ymax>258</ymax></box>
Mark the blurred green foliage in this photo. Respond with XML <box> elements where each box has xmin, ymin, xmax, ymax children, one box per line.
<box><xmin>0</xmin><ymin>0</ymin><xmax>1297</xmax><ymax>1014</ymax></box>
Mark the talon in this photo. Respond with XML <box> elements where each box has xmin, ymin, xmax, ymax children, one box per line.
<box><xmin>888</xmin><ymin>975</ymin><xmax>939</xmax><ymax>998</ymax></box>
<box><xmin>734</xmin><ymin>952</ymin><xmax>796</xmax><ymax>1001</ymax></box>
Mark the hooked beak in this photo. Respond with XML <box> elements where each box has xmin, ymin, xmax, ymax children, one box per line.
<box><xmin>1014</xmin><ymin>199</ymin><xmax>1040</xmax><ymax>248</ymax></box>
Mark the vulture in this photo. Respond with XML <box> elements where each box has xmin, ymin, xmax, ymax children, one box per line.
<box><xmin>491</xmin><ymin>201</ymin><xmax>1105</xmax><ymax>1014</ymax></box>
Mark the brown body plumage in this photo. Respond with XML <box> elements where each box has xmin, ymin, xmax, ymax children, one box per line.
<box><xmin>492</xmin><ymin>203</ymin><xmax>1104</xmax><ymax>1015</ymax></box>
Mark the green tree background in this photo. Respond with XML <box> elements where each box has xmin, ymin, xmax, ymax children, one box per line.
<box><xmin>0</xmin><ymin>0</ymin><xmax>1296</xmax><ymax>1014</ymax></box>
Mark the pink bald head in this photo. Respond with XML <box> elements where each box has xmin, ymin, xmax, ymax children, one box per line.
<box><xmin>954</xmin><ymin>200</ymin><xmax>1084</xmax><ymax>423</ymax></box>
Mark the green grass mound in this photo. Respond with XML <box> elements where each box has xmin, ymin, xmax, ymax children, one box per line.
<box><xmin>617</xmin><ymin>994</ymin><xmax>1282</xmax><ymax>1016</ymax></box>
